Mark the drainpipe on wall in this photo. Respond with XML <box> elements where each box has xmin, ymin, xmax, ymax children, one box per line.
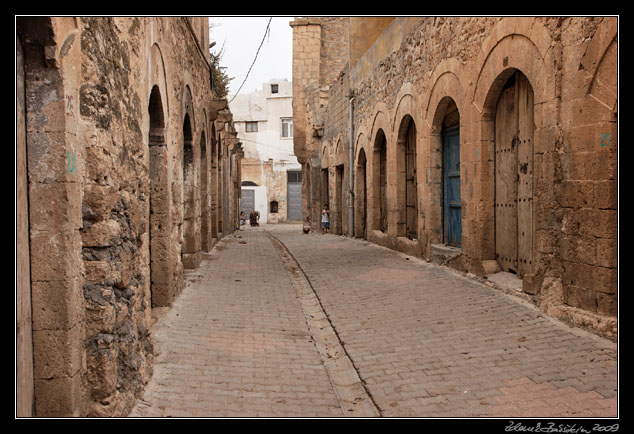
<box><xmin>348</xmin><ymin>90</ymin><xmax>355</xmax><ymax>237</ymax></box>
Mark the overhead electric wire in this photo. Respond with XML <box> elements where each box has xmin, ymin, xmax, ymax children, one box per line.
<box><xmin>228</xmin><ymin>17</ymin><xmax>273</xmax><ymax>104</ymax></box>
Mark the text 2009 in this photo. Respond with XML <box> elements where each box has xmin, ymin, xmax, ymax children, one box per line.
<box><xmin>593</xmin><ymin>425</ymin><xmax>619</xmax><ymax>433</ymax></box>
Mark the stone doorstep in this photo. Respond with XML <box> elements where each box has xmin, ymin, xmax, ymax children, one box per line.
<box><xmin>431</xmin><ymin>243</ymin><xmax>461</xmax><ymax>264</ymax></box>
<box><xmin>486</xmin><ymin>271</ymin><xmax>523</xmax><ymax>292</ymax></box>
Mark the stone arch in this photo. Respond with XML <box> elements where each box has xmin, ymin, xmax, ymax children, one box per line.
<box><xmin>216</xmin><ymin>122</ymin><xmax>224</xmax><ymax>235</ymax></box>
<box><xmin>474</xmin><ymin>29</ymin><xmax>553</xmax><ymax>268</ymax></box>
<box><xmin>391</xmin><ymin>82</ymin><xmax>420</xmax><ymax>134</ymax></box>
<box><xmin>473</xmin><ymin>32</ymin><xmax>554</xmax><ymax>113</ymax></box>
<box><xmin>372</xmin><ymin>128</ymin><xmax>388</xmax><ymax>233</ymax></box>
<box><xmin>200</xmin><ymin>109</ymin><xmax>210</xmax><ymax>252</ymax></box>
<box><xmin>369</xmin><ymin>105</ymin><xmax>390</xmax><ymax>149</ymax></box>
<box><xmin>333</xmin><ymin>135</ymin><xmax>346</xmax><ymax>166</ymax></box>
<box><xmin>425</xmin><ymin>60</ymin><xmax>467</xmax><ymax>131</ymax></box>
<box><xmin>320</xmin><ymin>140</ymin><xmax>331</xmax><ymax>168</ymax></box>
<box><xmin>181</xmin><ymin>109</ymin><xmax>200</xmax><ymax>269</ymax></box>
<box><xmin>368</xmin><ymin>107</ymin><xmax>390</xmax><ymax>234</ymax></box>
<box><xmin>149</xmin><ymin>43</ymin><xmax>169</xmax><ymax>125</ymax></box>
<box><xmin>181</xmin><ymin>76</ymin><xmax>196</xmax><ymax>130</ymax></box>
<box><xmin>581</xmin><ymin>18</ymin><xmax>618</xmax><ymax>113</ymax></box>
<box><xmin>354</xmin><ymin>140</ymin><xmax>368</xmax><ymax>239</ymax></box>
<box><xmin>209</xmin><ymin>121</ymin><xmax>219</xmax><ymax>240</ymax></box>
<box><xmin>148</xmin><ymin>85</ymin><xmax>172</xmax><ymax>308</ymax></box>
<box><xmin>425</xmin><ymin>67</ymin><xmax>467</xmax><ymax>249</ymax></box>
<box><xmin>319</xmin><ymin>140</ymin><xmax>331</xmax><ymax>215</ymax></box>
<box><xmin>333</xmin><ymin>138</ymin><xmax>345</xmax><ymax>235</ymax></box>
<box><xmin>354</xmin><ymin>132</ymin><xmax>368</xmax><ymax>166</ymax></box>
<box><xmin>396</xmin><ymin>114</ymin><xmax>417</xmax><ymax>240</ymax></box>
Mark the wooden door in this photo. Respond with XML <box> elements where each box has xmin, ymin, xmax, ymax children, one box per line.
<box><xmin>495</xmin><ymin>72</ymin><xmax>534</xmax><ymax>276</ymax></box>
<box><xmin>443</xmin><ymin>126</ymin><xmax>461</xmax><ymax>247</ymax></box>
<box><xmin>379</xmin><ymin>140</ymin><xmax>388</xmax><ymax>233</ymax></box>
<box><xmin>405</xmin><ymin>124</ymin><xmax>417</xmax><ymax>240</ymax></box>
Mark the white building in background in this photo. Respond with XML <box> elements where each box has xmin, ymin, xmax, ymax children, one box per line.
<box><xmin>229</xmin><ymin>79</ymin><xmax>302</xmax><ymax>224</ymax></box>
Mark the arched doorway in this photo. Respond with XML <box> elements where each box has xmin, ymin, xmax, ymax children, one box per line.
<box><xmin>182</xmin><ymin>113</ymin><xmax>199</xmax><ymax>269</ymax></box>
<box><xmin>210</xmin><ymin>123</ymin><xmax>219</xmax><ymax>240</ymax></box>
<box><xmin>397</xmin><ymin>116</ymin><xmax>417</xmax><ymax>240</ymax></box>
<box><xmin>442</xmin><ymin>100</ymin><xmax>461</xmax><ymax>247</ymax></box>
<box><xmin>355</xmin><ymin>148</ymin><xmax>367</xmax><ymax>238</ymax></box>
<box><xmin>495</xmin><ymin>70</ymin><xmax>534</xmax><ymax>277</ymax></box>
<box><xmin>372</xmin><ymin>129</ymin><xmax>388</xmax><ymax>233</ymax></box>
<box><xmin>200</xmin><ymin>130</ymin><xmax>210</xmax><ymax>251</ymax></box>
<box><xmin>334</xmin><ymin>164</ymin><xmax>344</xmax><ymax>235</ymax></box>
<box><xmin>148</xmin><ymin>85</ymin><xmax>171</xmax><ymax>307</ymax></box>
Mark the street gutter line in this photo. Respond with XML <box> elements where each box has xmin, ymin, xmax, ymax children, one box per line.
<box><xmin>266</xmin><ymin>231</ymin><xmax>382</xmax><ymax>417</ymax></box>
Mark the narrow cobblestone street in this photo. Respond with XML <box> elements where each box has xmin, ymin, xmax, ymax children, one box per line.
<box><xmin>130</xmin><ymin>224</ymin><xmax>617</xmax><ymax>419</ymax></box>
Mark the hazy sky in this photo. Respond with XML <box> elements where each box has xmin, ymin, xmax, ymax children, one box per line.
<box><xmin>209</xmin><ymin>16</ymin><xmax>294</xmax><ymax>96</ymax></box>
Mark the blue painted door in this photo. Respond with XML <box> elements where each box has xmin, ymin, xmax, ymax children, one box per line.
<box><xmin>443</xmin><ymin>126</ymin><xmax>461</xmax><ymax>247</ymax></box>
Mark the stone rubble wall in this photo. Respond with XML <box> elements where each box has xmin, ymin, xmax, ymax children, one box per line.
<box><xmin>17</xmin><ymin>16</ymin><xmax>243</xmax><ymax>416</ymax></box>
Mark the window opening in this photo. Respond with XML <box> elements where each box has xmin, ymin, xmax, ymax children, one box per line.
<box><xmin>245</xmin><ymin>121</ymin><xmax>258</xmax><ymax>133</ymax></box>
<box><xmin>281</xmin><ymin>117</ymin><xmax>293</xmax><ymax>138</ymax></box>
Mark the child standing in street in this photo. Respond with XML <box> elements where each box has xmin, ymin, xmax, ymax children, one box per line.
<box><xmin>321</xmin><ymin>204</ymin><xmax>330</xmax><ymax>234</ymax></box>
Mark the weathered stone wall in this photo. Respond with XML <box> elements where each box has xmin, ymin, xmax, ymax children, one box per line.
<box><xmin>291</xmin><ymin>17</ymin><xmax>350</xmax><ymax>227</ymax></box>
<box><xmin>17</xmin><ymin>16</ymin><xmax>243</xmax><ymax>416</ymax></box>
<box><xmin>292</xmin><ymin>16</ymin><xmax>618</xmax><ymax>340</ymax></box>
<box><xmin>79</xmin><ymin>18</ymin><xmax>153</xmax><ymax>416</ymax></box>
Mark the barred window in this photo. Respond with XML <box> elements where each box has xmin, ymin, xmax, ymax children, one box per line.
<box><xmin>287</xmin><ymin>171</ymin><xmax>302</xmax><ymax>183</ymax></box>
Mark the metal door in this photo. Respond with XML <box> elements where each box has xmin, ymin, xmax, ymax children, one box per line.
<box><xmin>443</xmin><ymin>126</ymin><xmax>461</xmax><ymax>247</ymax></box>
<box><xmin>287</xmin><ymin>171</ymin><xmax>302</xmax><ymax>221</ymax></box>
<box><xmin>240</xmin><ymin>189</ymin><xmax>255</xmax><ymax>218</ymax></box>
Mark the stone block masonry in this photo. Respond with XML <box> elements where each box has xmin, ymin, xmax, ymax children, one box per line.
<box><xmin>16</xmin><ymin>17</ymin><xmax>243</xmax><ymax>416</ymax></box>
<box><xmin>292</xmin><ymin>16</ymin><xmax>618</xmax><ymax>340</ymax></box>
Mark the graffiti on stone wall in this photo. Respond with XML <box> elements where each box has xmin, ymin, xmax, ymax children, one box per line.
<box><xmin>600</xmin><ymin>132</ymin><xmax>611</xmax><ymax>148</ymax></box>
<box><xmin>66</xmin><ymin>151</ymin><xmax>77</xmax><ymax>175</ymax></box>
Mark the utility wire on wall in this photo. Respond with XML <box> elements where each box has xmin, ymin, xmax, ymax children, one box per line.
<box><xmin>229</xmin><ymin>17</ymin><xmax>272</xmax><ymax>104</ymax></box>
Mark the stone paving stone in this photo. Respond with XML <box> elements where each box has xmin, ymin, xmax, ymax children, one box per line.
<box><xmin>269</xmin><ymin>224</ymin><xmax>618</xmax><ymax>418</ymax></box>
<box><xmin>129</xmin><ymin>228</ymin><xmax>343</xmax><ymax>418</ymax></box>
<box><xmin>130</xmin><ymin>223</ymin><xmax>618</xmax><ymax>419</ymax></box>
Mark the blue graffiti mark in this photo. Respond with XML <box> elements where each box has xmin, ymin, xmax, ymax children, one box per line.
<box><xmin>600</xmin><ymin>132</ymin><xmax>611</xmax><ymax>148</ymax></box>
<box><xmin>67</xmin><ymin>151</ymin><xmax>77</xmax><ymax>174</ymax></box>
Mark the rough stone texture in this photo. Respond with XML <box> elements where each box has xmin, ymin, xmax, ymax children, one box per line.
<box><xmin>17</xmin><ymin>17</ymin><xmax>243</xmax><ymax>417</ymax></box>
<box><xmin>291</xmin><ymin>16</ymin><xmax>618</xmax><ymax>340</ymax></box>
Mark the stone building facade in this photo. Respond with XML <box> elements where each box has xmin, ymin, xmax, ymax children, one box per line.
<box><xmin>230</xmin><ymin>79</ymin><xmax>302</xmax><ymax>223</ymax></box>
<box><xmin>16</xmin><ymin>16</ymin><xmax>243</xmax><ymax>417</ymax></box>
<box><xmin>291</xmin><ymin>17</ymin><xmax>618</xmax><ymax>340</ymax></box>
